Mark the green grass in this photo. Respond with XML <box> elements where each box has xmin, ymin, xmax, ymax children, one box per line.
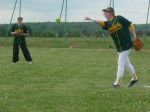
<box><xmin>0</xmin><ymin>38</ymin><xmax>150</xmax><ymax>112</ymax></box>
<box><xmin>0</xmin><ymin>37</ymin><xmax>116</xmax><ymax>49</ymax></box>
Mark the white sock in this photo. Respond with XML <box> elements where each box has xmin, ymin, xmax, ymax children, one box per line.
<box><xmin>114</xmin><ymin>76</ymin><xmax>122</xmax><ymax>85</ymax></box>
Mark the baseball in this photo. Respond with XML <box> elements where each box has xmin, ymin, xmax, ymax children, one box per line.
<box><xmin>55</xmin><ymin>17</ymin><xmax>61</xmax><ymax>23</ymax></box>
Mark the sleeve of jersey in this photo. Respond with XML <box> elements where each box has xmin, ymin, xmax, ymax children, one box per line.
<box><xmin>118</xmin><ymin>15</ymin><xmax>132</xmax><ymax>27</ymax></box>
<box><xmin>129</xmin><ymin>24</ymin><xmax>135</xmax><ymax>33</ymax></box>
<box><xmin>98</xmin><ymin>21</ymin><xmax>108</xmax><ymax>30</ymax></box>
<box><xmin>11</xmin><ymin>24</ymin><xmax>15</xmax><ymax>32</ymax></box>
<box><xmin>23</xmin><ymin>25</ymin><xmax>28</xmax><ymax>33</ymax></box>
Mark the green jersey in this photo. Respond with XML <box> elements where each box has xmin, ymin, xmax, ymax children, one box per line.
<box><xmin>11</xmin><ymin>24</ymin><xmax>28</xmax><ymax>44</ymax></box>
<box><xmin>102</xmin><ymin>15</ymin><xmax>133</xmax><ymax>52</ymax></box>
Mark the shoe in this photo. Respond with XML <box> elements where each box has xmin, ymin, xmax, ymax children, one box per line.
<box><xmin>128</xmin><ymin>80</ymin><xmax>138</xmax><ymax>87</ymax></box>
<box><xmin>28</xmin><ymin>61</ymin><xmax>32</xmax><ymax>64</ymax></box>
<box><xmin>12</xmin><ymin>61</ymin><xmax>20</xmax><ymax>64</ymax></box>
<box><xmin>113</xmin><ymin>84</ymin><xmax>120</xmax><ymax>88</ymax></box>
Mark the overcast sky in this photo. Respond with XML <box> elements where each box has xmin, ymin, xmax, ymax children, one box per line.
<box><xmin>0</xmin><ymin>0</ymin><xmax>149</xmax><ymax>24</ymax></box>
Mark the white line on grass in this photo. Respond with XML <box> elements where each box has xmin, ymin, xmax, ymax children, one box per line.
<box><xmin>141</xmin><ymin>85</ymin><xmax>150</xmax><ymax>88</ymax></box>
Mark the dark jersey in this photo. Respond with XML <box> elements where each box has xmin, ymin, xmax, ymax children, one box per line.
<box><xmin>102</xmin><ymin>15</ymin><xmax>132</xmax><ymax>52</ymax></box>
<box><xmin>11</xmin><ymin>24</ymin><xmax>28</xmax><ymax>44</ymax></box>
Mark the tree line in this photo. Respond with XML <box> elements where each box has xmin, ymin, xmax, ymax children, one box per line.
<box><xmin>0</xmin><ymin>22</ymin><xmax>150</xmax><ymax>38</ymax></box>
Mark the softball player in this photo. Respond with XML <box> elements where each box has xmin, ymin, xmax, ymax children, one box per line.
<box><xmin>85</xmin><ymin>7</ymin><xmax>138</xmax><ymax>88</ymax></box>
<box><xmin>11</xmin><ymin>17</ymin><xmax>32</xmax><ymax>64</ymax></box>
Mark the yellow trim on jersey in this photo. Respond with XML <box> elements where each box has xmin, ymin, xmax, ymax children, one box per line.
<box><xmin>129</xmin><ymin>24</ymin><xmax>135</xmax><ymax>33</ymax></box>
<box><xmin>108</xmin><ymin>22</ymin><xmax>122</xmax><ymax>34</ymax></box>
<box><xmin>98</xmin><ymin>21</ymin><xmax>105</xmax><ymax>27</ymax></box>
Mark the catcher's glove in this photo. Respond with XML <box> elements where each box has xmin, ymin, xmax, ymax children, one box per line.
<box><xmin>15</xmin><ymin>29</ymin><xmax>23</xmax><ymax>37</ymax></box>
<box><xmin>133</xmin><ymin>38</ymin><xmax>143</xmax><ymax>51</ymax></box>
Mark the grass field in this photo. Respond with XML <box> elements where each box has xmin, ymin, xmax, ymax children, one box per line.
<box><xmin>0</xmin><ymin>37</ymin><xmax>150</xmax><ymax>112</ymax></box>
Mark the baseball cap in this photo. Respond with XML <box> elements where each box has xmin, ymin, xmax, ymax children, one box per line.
<box><xmin>102</xmin><ymin>7</ymin><xmax>114</xmax><ymax>12</ymax></box>
<box><xmin>17</xmin><ymin>17</ymin><xmax>23</xmax><ymax>20</ymax></box>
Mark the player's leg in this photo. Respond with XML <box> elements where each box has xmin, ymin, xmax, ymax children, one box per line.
<box><xmin>125</xmin><ymin>57</ymin><xmax>137</xmax><ymax>80</ymax></box>
<box><xmin>12</xmin><ymin>43</ymin><xmax>19</xmax><ymax>63</ymax></box>
<box><xmin>125</xmin><ymin>50</ymin><xmax>138</xmax><ymax>87</ymax></box>
<box><xmin>114</xmin><ymin>51</ymin><xmax>127</xmax><ymax>86</ymax></box>
<box><xmin>20</xmin><ymin>41</ymin><xmax>32</xmax><ymax>63</ymax></box>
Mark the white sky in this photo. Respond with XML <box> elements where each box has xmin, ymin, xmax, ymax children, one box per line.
<box><xmin>0</xmin><ymin>0</ymin><xmax>149</xmax><ymax>24</ymax></box>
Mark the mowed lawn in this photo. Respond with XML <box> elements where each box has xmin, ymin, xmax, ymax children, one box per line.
<box><xmin>0</xmin><ymin>38</ymin><xmax>150</xmax><ymax>112</ymax></box>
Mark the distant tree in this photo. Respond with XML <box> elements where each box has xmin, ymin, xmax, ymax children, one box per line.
<box><xmin>0</xmin><ymin>27</ymin><xmax>7</xmax><ymax>37</ymax></box>
<box><xmin>27</xmin><ymin>25</ymin><xmax>33</xmax><ymax>37</ymax></box>
<box><xmin>136</xmin><ymin>29</ymin><xmax>144</xmax><ymax>37</ymax></box>
<box><xmin>70</xmin><ymin>29</ymin><xmax>80</xmax><ymax>37</ymax></box>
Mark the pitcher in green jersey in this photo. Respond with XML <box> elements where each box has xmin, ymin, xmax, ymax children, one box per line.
<box><xmin>85</xmin><ymin>7</ymin><xmax>138</xmax><ymax>88</ymax></box>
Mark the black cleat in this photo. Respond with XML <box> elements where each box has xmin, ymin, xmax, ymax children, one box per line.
<box><xmin>128</xmin><ymin>80</ymin><xmax>138</xmax><ymax>87</ymax></box>
<box><xmin>113</xmin><ymin>84</ymin><xmax>120</xmax><ymax>88</ymax></box>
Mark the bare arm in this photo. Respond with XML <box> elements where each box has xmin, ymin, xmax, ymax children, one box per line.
<box><xmin>129</xmin><ymin>24</ymin><xmax>137</xmax><ymax>40</ymax></box>
<box><xmin>11</xmin><ymin>31</ymin><xmax>29</xmax><ymax>36</ymax></box>
<box><xmin>84</xmin><ymin>17</ymin><xmax>105</xmax><ymax>27</ymax></box>
<box><xmin>22</xmin><ymin>33</ymin><xmax>29</xmax><ymax>36</ymax></box>
<box><xmin>131</xmin><ymin>31</ymin><xmax>137</xmax><ymax>40</ymax></box>
<box><xmin>11</xmin><ymin>31</ymin><xmax>17</xmax><ymax>35</ymax></box>
<box><xmin>85</xmin><ymin>17</ymin><xmax>104</xmax><ymax>23</ymax></box>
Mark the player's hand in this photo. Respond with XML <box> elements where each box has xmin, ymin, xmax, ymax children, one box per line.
<box><xmin>85</xmin><ymin>17</ymin><xmax>92</xmax><ymax>21</ymax></box>
<box><xmin>15</xmin><ymin>31</ymin><xmax>19</xmax><ymax>35</ymax></box>
<box><xmin>15</xmin><ymin>30</ymin><xmax>23</xmax><ymax>37</ymax></box>
<box><xmin>16</xmin><ymin>32</ymin><xmax>22</xmax><ymax>36</ymax></box>
<box><xmin>22</xmin><ymin>33</ymin><xmax>28</xmax><ymax>36</ymax></box>
<box><xmin>12</xmin><ymin>32</ymin><xmax>17</xmax><ymax>35</ymax></box>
